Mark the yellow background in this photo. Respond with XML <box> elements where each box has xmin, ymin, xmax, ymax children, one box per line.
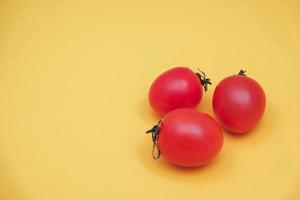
<box><xmin>0</xmin><ymin>0</ymin><xmax>300</xmax><ymax>199</ymax></box>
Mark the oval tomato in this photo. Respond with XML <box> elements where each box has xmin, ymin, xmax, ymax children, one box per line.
<box><xmin>148</xmin><ymin>67</ymin><xmax>211</xmax><ymax>115</ymax></box>
<box><xmin>146</xmin><ymin>108</ymin><xmax>223</xmax><ymax>167</ymax></box>
<box><xmin>212</xmin><ymin>70</ymin><xmax>266</xmax><ymax>134</ymax></box>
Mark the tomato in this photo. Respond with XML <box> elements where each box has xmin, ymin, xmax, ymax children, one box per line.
<box><xmin>146</xmin><ymin>108</ymin><xmax>223</xmax><ymax>167</ymax></box>
<box><xmin>148</xmin><ymin>67</ymin><xmax>211</xmax><ymax>115</ymax></box>
<box><xmin>212</xmin><ymin>70</ymin><xmax>266</xmax><ymax>134</ymax></box>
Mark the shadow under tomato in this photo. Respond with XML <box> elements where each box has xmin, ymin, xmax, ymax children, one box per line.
<box><xmin>136</xmin><ymin>137</ymin><xmax>234</xmax><ymax>183</ymax></box>
<box><xmin>197</xmin><ymin>89</ymin><xmax>214</xmax><ymax>115</ymax></box>
<box><xmin>222</xmin><ymin>103</ymin><xmax>276</xmax><ymax>145</ymax></box>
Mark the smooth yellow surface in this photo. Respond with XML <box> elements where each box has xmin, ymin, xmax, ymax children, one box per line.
<box><xmin>0</xmin><ymin>0</ymin><xmax>300</xmax><ymax>199</ymax></box>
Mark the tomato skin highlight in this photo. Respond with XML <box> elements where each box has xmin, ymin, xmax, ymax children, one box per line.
<box><xmin>148</xmin><ymin>67</ymin><xmax>203</xmax><ymax>115</ymax></box>
<box><xmin>158</xmin><ymin>108</ymin><xmax>223</xmax><ymax>167</ymax></box>
<box><xmin>212</xmin><ymin>74</ymin><xmax>266</xmax><ymax>134</ymax></box>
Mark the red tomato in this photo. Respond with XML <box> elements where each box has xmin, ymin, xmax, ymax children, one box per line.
<box><xmin>146</xmin><ymin>108</ymin><xmax>223</xmax><ymax>167</ymax></box>
<box><xmin>148</xmin><ymin>67</ymin><xmax>211</xmax><ymax>115</ymax></box>
<box><xmin>212</xmin><ymin>70</ymin><xmax>266</xmax><ymax>134</ymax></box>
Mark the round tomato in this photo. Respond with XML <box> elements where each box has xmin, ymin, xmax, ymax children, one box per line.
<box><xmin>148</xmin><ymin>67</ymin><xmax>211</xmax><ymax>115</ymax></box>
<box><xmin>212</xmin><ymin>70</ymin><xmax>266</xmax><ymax>134</ymax></box>
<box><xmin>146</xmin><ymin>108</ymin><xmax>223</xmax><ymax>167</ymax></box>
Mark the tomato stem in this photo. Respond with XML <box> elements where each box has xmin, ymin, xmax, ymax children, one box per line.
<box><xmin>196</xmin><ymin>69</ymin><xmax>212</xmax><ymax>92</ymax></box>
<box><xmin>146</xmin><ymin>120</ymin><xmax>161</xmax><ymax>159</ymax></box>
<box><xmin>238</xmin><ymin>70</ymin><xmax>247</xmax><ymax>76</ymax></box>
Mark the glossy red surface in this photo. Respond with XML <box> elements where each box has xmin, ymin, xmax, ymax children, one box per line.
<box><xmin>213</xmin><ymin>75</ymin><xmax>266</xmax><ymax>134</ymax></box>
<box><xmin>158</xmin><ymin>108</ymin><xmax>223</xmax><ymax>167</ymax></box>
<box><xmin>148</xmin><ymin>67</ymin><xmax>202</xmax><ymax>115</ymax></box>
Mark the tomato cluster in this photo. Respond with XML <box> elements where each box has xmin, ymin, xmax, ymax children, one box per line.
<box><xmin>146</xmin><ymin>67</ymin><xmax>266</xmax><ymax>168</ymax></box>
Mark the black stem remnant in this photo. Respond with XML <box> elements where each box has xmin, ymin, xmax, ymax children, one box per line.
<box><xmin>238</xmin><ymin>69</ymin><xmax>247</xmax><ymax>76</ymax></box>
<box><xmin>146</xmin><ymin>121</ymin><xmax>161</xmax><ymax>159</ymax></box>
<box><xmin>196</xmin><ymin>69</ymin><xmax>212</xmax><ymax>92</ymax></box>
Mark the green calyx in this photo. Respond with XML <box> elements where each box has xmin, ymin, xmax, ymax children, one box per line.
<box><xmin>146</xmin><ymin>120</ymin><xmax>161</xmax><ymax>160</ymax></box>
<box><xmin>238</xmin><ymin>69</ymin><xmax>247</xmax><ymax>76</ymax></box>
<box><xmin>196</xmin><ymin>69</ymin><xmax>212</xmax><ymax>92</ymax></box>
